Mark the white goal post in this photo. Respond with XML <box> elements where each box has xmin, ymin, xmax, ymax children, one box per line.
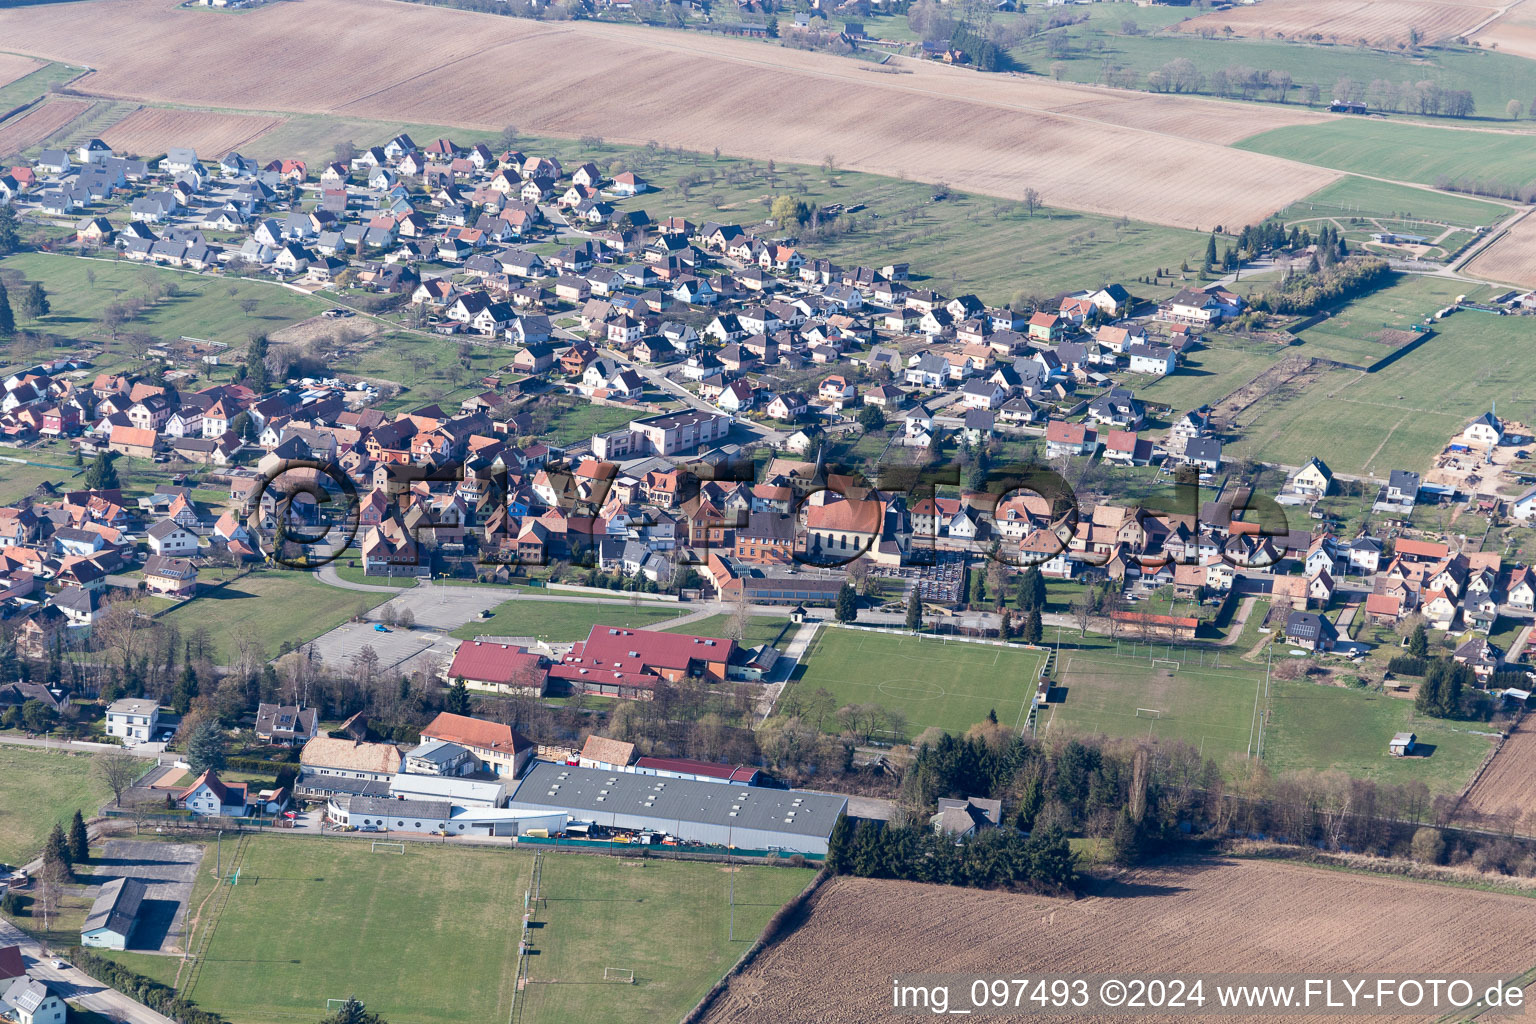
<box><xmin>1135</xmin><ymin>708</ymin><xmax>1163</xmax><ymax>718</ymax></box>
<box><xmin>603</xmin><ymin>968</ymin><xmax>635</xmax><ymax>984</ymax></box>
<box><xmin>371</xmin><ymin>840</ymin><xmax>406</xmax><ymax>854</ymax></box>
<box><xmin>326</xmin><ymin>999</ymin><xmax>358</xmax><ymax>1011</ymax></box>
<box><xmin>1152</xmin><ymin>659</ymin><xmax>1181</xmax><ymax>673</ymax></box>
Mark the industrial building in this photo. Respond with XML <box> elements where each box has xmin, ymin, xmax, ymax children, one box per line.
<box><xmin>327</xmin><ymin>794</ymin><xmax>567</xmax><ymax>837</ymax></box>
<box><xmin>505</xmin><ymin>762</ymin><xmax>846</xmax><ymax>855</ymax></box>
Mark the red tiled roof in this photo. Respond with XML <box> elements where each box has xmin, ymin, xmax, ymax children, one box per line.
<box><xmin>422</xmin><ymin>712</ymin><xmax>529</xmax><ymax>755</ymax></box>
<box><xmin>446</xmin><ymin>642</ymin><xmax>546</xmax><ymax>688</ymax></box>
<box><xmin>568</xmin><ymin>625</ymin><xmax>736</xmax><ymax>676</ymax></box>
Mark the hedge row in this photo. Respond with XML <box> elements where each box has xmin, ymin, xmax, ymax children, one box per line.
<box><xmin>70</xmin><ymin>948</ymin><xmax>229</xmax><ymax>1024</ymax></box>
<box><xmin>1387</xmin><ymin>656</ymin><xmax>1427</xmax><ymax>677</ymax></box>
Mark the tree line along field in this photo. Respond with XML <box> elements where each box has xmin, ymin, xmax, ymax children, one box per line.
<box><xmin>782</xmin><ymin>628</ymin><xmax>1048</xmax><ymax>740</ymax></box>
<box><xmin>1237</xmin><ymin>118</ymin><xmax>1536</xmax><ymax>191</ymax></box>
<box><xmin>0</xmin><ymin>0</ymin><xmax>1340</xmax><ymax>228</ymax></box>
<box><xmin>174</xmin><ymin>837</ymin><xmax>814</xmax><ymax>1024</ymax></box>
<box><xmin>1012</xmin><ymin>1</ymin><xmax>1536</xmax><ymax>122</ymax></box>
<box><xmin>701</xmin><ymin>861</ymin><xmax>1536</xmax><ymax>1023</ymax></box>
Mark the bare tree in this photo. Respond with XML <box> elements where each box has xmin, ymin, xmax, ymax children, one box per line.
<box><xmin>94</xmin><ymin>749</ymin><xmax>141</xmax><ymax>807</ymax></box>
<box><xmin>1070</xmin><ymin>589</ymin><xmax>1094</xmax><ymax>636</ymax></box>
<box><xmin>35</xmin><ymin>855</ymin><xmax>68</xmax><ymax>932</ymax></box>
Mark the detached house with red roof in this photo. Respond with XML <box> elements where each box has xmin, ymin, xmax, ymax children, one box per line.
<box><xmin>178</xmin><ymin>770</ymin><xmax>249</xmax><ymax>817</ymax></box>
<box><xmin>420</xmin><ymin>711</ymin><xmax>534</xmax><ymax>778</ymax></box>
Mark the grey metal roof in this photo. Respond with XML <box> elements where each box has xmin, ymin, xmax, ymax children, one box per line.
<box><xmin>83</xmin><ymin>876</ymin><xmax>146</xmax><ymax>939</ymax></box>
<box><xmin>344</xmin><ymin>795</ymin><xmax>453</xmax><ymax>820</ymax></box>
<box><xmin>507</xmin><ymin>762</ymin><xmax>845</xmax><ymax>840</ymax></box>
<box><xmin>4</xmin><ymin>977</ymin><xmax>50</xmax><ymax>1014</ymax></box>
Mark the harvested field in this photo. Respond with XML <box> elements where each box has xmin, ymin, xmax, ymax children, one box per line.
<box><xmin>0</xmin><ymin>0</ymin><xmax>1340</xmax><ymax>227</ymax></box>
<box><xmin>99</xmin><ymin>106</ymin><xmax>284</xmax><ymax>159</ymax></box>
<box><xmin>1463</xmin><ymin>212</ymin><xmax>1536</xmax><ymax>288</ymax></box>
<box><xmin>0</xmin><ymin>98</ymin><xmax>89</xmax><ymax>159</ymax></box>
<box><xmin>704</xmin><ymin>861</ymin><xmax>1536</xmax><ymax>1023</ymax></box>
<box><xmin>1473</xmin><ymin>0</ymin><xmax>1536</xmax><ymax>58</ymax></box>
<box><xmin>1457</xmin><ymin>718</ymin><xmax>1536</xmax><ymax>832</ymax></box>
<box><xmin>1180</xmin><ymin>0</ymin><xmax>1497</xmax><ymax>49</ymax></box>
<box><xmin>0</xmin><ymin>53</ymin><xmax>45</xmax><ymax>92</ymax></box>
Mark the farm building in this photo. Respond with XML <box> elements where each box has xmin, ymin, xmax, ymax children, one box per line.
<box><xmin>505</xmin><ymin>762</ymin><xmax>846</xmax><ymax>855</ymax></box>
<box><xmin>81</xmin><ymin>876</ymin><xmax>148</xmax><ymax>950</ymax></box>
<box><xmin>1389</xmin><ymin>732</ymin><xmax>1417</xmax><ymax>757</ymax></box>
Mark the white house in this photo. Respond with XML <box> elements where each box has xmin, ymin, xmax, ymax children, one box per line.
<box><xmin>1464</xmin><ymin>410</ymin><xmax>1504</xmax><ymax>447</ymax></box>
<box><xmin>2</xmin><ymin>978</ymin><xmax>65</xmax><ymax>1024</ymax></box>
<box><xmin>177</xmin><ymin>770</ymin><xmax>249</xmax><ymax>817</ymax></box>
<box><xmin>146</xmin><ymin>519</ymin><xmax>199</xmax><ymax>556</ymax></box>
<box><xmin>105</xmin><ymin>698</ymin><xmax>160</xmax><ymax>744</ymax></box>
<box><xmin>1126</xmin><ymin>343</ymin><xmax>1175</xmax><ymax>376</ymax></box>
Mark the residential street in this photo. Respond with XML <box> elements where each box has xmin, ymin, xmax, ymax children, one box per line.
<box><xmin>0</xmin><ymin>918</ymin><xmax>177</xmax><ymax>1024</ymax></box>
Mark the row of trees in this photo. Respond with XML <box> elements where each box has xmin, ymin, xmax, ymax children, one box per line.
<box><xmin>1333</xmin><ymin>76</ymin><xmax>1476</xmax><ymax>117</ymax></box>
<box><xmin>824</xmin><ymin>817</ymin><xmax>1077</xmax><ymax>893</ymax></box>
<box><xmin>1247</xmin><ymin>255</ymin><xmax>1393</xmax><ymax>316</ymax></box>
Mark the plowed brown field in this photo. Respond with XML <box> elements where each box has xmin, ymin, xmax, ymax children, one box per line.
<box><xmin>1474</xmin><ymin>1</ymin><xmax>1536</xmax><ymax>59</ymax></box>
<box><xmin>704</xmin><ymin>861</ymin><xmax>1536</xmax><ymax>1023</ymax></box>
<box><xmin>99</xmin><ymin>107</ymin><xmax>284</xmax><ymax>159</ymax></box>
<box><xmin>0</xmin><ymin>99</ymin><xmax>89</xmax><ymax>160</ymax></box>
<box><xmin>0</xmin><ymin>53</ymin><xmax>45</xmax><ymax>91</ymax></box>
<box><xmin>1180</xmin><ymin>0</ymin><xmax>1497</xmax><ymax>48</ymax></box>
<box><xmin>1463</xmin><ymin>212</ymin><xmax>1536</xmax><ymax>288</ymax></box>
<box><xmin>1458</xmin><ymin>717</ymin><xmax>1536</xmax><ymax>829</ymax></box>
<box><xmin>0</xmin><ymin>0</ymin><xmax>1340</xmax><ymax>228</ymax></box>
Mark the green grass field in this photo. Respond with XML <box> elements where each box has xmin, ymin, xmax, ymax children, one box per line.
<box><xmin>1237</xmin><ymin>119</ymin><xmax>1536</xmax><ymax>188</ymax></box>
<box><xmin>1043</xmin><ymin>646</ymin><xmax>1263</xmax><ymax>762</ymax></box>
<box><xmin>1262</xmin><ymin>680</ymin><xmax>1496</xmax><ymax>792</ymax></box>
<box><xmin>1018</xmin><ymin>7</ymin><xmax>1536</xmax><ymax>124</ymax></box>
<box><xmin>177</xmin><ymin>838</ymin><xmax>813</xmax><ymax>1024</ymax></box>
<box><xmin>1226</xmin><ymin>275</ymin><xmax>1523</xmax><ymax>475</ymax></box>
<box><xmin>517</xmin><ymin>856</ymin><xmax>814</xmax><ymax>1024</ymax></box>
<box><xmin>156</xmin><ymin>568</ymin><xmax>392</xmax><ymax>663</ymax></box>
<box><xmin>664</xmin><ymin>614</ymin><xmax>793</xmax><ymax>649</ymax></box>
<box><xmin>786</xmin><ymin>628</ymin><xmax>1047</xmax><ymax>738</ymax></box>
<box><xmin>0</xmin><ymin>252</ymin><xmax>327</xmax><ymax>350</ymax></box>
<box><xmin>183</xmin><ymin>838</ymin><xmax>527</xmax><ymax>1024</ymax></box>
<box><xmin>449</xmin><ymin>598</ymin><xmax>680</xmax><ymax>641</ymax></box>
<box><xmin>1136</xmin><ymin>335</ymin><xmax>1287</xmax><ymax>412</ymax></box>
<box><xmin>0</xmin><ymin>747</ymin><xmax>112</xmax><ymax>866</ymax></box>
<box><xmin>0</xmin><ymin>459</ymin><xmax>81</xmax><ymax>505</ymax></box>
<box><xmin>1278</xmin><ymin>176</ymin><xmax>1511</xmax><ymax>231</ymax></box>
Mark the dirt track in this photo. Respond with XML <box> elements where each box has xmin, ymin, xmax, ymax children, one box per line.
<box><xmin>704</xmin><ymin>861</ymin><xmax>1536</xmax><ymax>1023</ymax></box>
<box><xmin>0</xmin><ymin>0</ymin><xmax>1340</xmax><ymax>228</ymax></box>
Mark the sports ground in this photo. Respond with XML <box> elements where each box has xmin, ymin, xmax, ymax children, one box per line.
<box><xmin>170</xmin><ymin>837</ymin><xmax>814</xmax><ymax>1024</ymax></box>
<box><xmin>787</xmin><ymin>627</ymin><xmax>1049</xmax><ymax>739</ymax></box>
<box><xmin>1041</xmin><ymin>645</ymin><xmax>1266</xmax><ymax>763</ymax></box>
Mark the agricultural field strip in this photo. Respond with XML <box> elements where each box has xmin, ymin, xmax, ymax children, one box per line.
<box><xmin>0</xmin><ymin>99</ymin><xmax>90</xmax><ymax>159</ymax></box>
<box><xmin>0</xmin><ymin>0</ymin><xmax>1341</xmax><ymax>226</ymax></box>
<box><xmin>1179</xmin><ymin>0</ymin><xmax>1502</xmax><ymax>47</ymax></box>
<box><xmin>98</xmin><ymin>107</ymin><xmax>287</xmax><ymax>158</ymax></box>
<box><xmin>703</xmin><ymin>864</ymin><xmax>1536</xmax><ymax>1024</ymax></box>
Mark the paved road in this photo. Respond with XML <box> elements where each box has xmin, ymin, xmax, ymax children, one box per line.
<box><xmin>0</xmin><ymin>918</ymin><xmax>177</xmax><ymax>1024</ymax></box>
<box><xmin>0</xmin><ymin>734</ymin><xmax>164</xmax><ymax>758</ymax></box>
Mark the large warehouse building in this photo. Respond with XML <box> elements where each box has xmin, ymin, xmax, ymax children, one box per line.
<box><xmin>506</xmin><ymin>762</ymin><xmax>847</xmax><ymax>855</ymax></box>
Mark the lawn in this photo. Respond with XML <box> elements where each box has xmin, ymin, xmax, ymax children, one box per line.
<box><xmin>1135</xmin><ymin>336</ymin><xmax>1286</xmax><ymax>413</ymax></box>
<box><xmin>783</xmin><ymin>627</ymin><xmax>1048</xmax><ymax>738</ymax></box>
<box><xmin>1042</xmin><ymin>645</ymin><xmax>1264</xmax><ymax>762</ymax></box>
<box><xmin>516</xmin><ymin>856</ymin><xmax>815</xmax><ymax>1024</ymax></box>
<box><xmin>0</xmin><ymin>459</ymin><xmax>81</xmax><ymax>505</ymax></box>
<box><xmin>1277</xmin><ymin>176</ymin><xmax>1511</xmax><ymax>232</ymax></box>
<box><xmin>1236</xmin><ymin>119</ymin><xmax>1536</xmax><ymax>188</ymax></box>
<box><xmin>664</xmin><ymin>614</ymin><xmax>792</xmax><ymax>649</ymax></box>
<box><xmin>1262</xmin><ymin>680</ymin><xmax>1496</xmax><ymax>793</ymax></box>
<box><xmin>182</xmin><ymin>838</ymin><xmax>528</xmax><ymax>1024</ymax></box>
<box><xmin>156</xmin><ymin>568</ymin><xmax>392</xmax><ymax>663</ymax></box>
<box><xmin>1226</xmin><ymin>275</ymin><xmax>1524</xmax><ymax>475</ymax></box>
<box><xmin>0</xmin><ymin>62</ymin><xmax>84</xmax><ymax>116</ymax></box>
<box><xmin>449</xmin><ymin>598</ymin><xmax>680</xmax><ymax>642</ymax></box>
<box><xmin>0</xmin><ymin>746</ymin><xmax>113</xmax><ymax>866</ymax></box>
<box><xmin>0</xmin><ymin>251</ymin><xmax>327</xmax><ymax>354</ymax></box>
<box><xmin>330</xmin><ymin>561</ymin><xmax>418</xmax><ymax>588</ymax></box>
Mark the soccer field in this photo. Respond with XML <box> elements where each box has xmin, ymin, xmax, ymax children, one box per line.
<box><xmin>517</xmin><ymin>855</ymin><xmax>815</xmax><ymax>1023</ymax></box>
<box><xmin>177</xmin><ymin>838</ymin><xmax>815</xmax><ymax>1024</ymax></box>
<box><xmin>184</xmin><ymin>838</ymin><xmax>529</xmax><ymax>1024</ymax></box>
<box><xmin>785</xmin><ymin>627</ymin><xmax>1048</xmax><ymax>739</ymax></box>
<box><xmin>1042</xmin><ymin>646</ymin><xmax>1265</xmax><ymax>762</ymax></box>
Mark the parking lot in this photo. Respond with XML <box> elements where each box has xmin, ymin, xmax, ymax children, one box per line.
<box><xmin>89</xmin><ymin>839</ymin><xmax>205</xmax><ymax>953</ymax></box>
<box><xmin>307</xmin><ymin>620</ymin><xmax>459</xmax><ymax>674</ymax></box>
